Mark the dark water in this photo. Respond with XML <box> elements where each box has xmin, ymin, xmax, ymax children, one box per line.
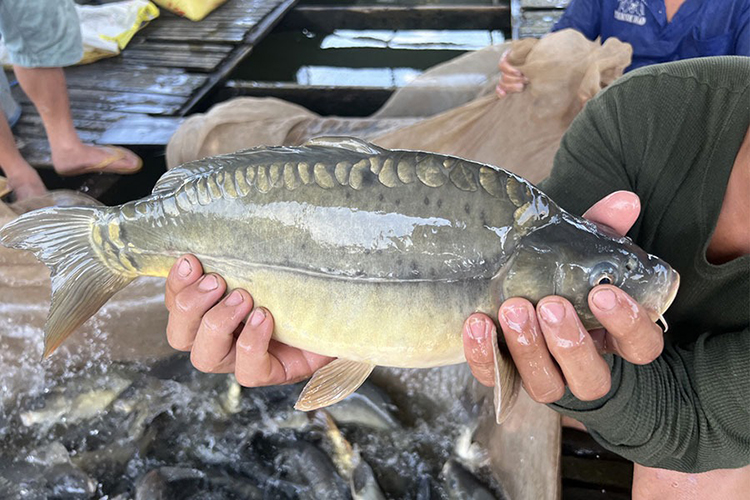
<box><xmin>231</xmin><ymin>28</ymin><xmax>505</xmax><ymax>87</ymax></box>
<box><xmin>0</xmin><ymin>356</ymin><xmax>504</xmax><ymax>499</ymax></box>
<box><xmin>231</xmin><ymin>0</ymin><xmax>508</xmax><ymax>88</ymax></box>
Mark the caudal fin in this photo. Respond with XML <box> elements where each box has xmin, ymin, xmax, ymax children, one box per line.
<box><xmin>0</xmin><ymin>206</ymin><xmax>133</xmax><ymax>358</ymax></box>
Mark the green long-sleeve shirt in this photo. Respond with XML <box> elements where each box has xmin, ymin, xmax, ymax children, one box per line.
<box><xmin>539</xmin><ymin>56</ymin><xmax>750</xmax><ymax>473</ymax></box>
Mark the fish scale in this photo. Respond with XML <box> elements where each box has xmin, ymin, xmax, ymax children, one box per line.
<box><xmin>0</xmin><ymin>137</ymin><xmax>679</xmax><ymax>422</ymax></box>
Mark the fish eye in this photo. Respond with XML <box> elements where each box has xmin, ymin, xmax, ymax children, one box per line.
<box><xmin>589</xmin><ymin>262</ymin><xmax>619</xmax><ymax>287</ymax></box>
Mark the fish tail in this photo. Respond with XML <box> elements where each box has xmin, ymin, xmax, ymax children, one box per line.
<box><xmin>0</xmin><ymin>206</ymin><xmax>134</xmax><ymax>358</ymax></box>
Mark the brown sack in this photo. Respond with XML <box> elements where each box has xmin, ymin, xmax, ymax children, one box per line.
<box><xmin>374</xmin><ymin>30</ymin><xmax>632</xmax><ymax>184</ymax></box>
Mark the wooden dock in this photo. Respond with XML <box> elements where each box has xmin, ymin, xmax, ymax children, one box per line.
<box><xmin>9</xmin><ymin>0</ymin><xmax>297</xmax><ymax>173</ymax></box>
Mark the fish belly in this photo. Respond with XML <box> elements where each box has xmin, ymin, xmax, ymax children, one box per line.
<box><xmin>209</xmin><ymin>264</ymin><xmax>491</xmax><ymax>368</ymax></box>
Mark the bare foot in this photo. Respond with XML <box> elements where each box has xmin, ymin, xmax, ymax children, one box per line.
<box><xmin>5</xmin><ymin>164</ymin><xmax>47</xmax><ymax>201</ymax></box>
<box><xmin>52</xmin><ymin>144</ymin><xmax>142</xmax><ymax>176</ymax></box>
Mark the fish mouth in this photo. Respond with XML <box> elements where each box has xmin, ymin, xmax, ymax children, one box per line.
<box><xmin>646</xmin><ymin>270</ymin><xmax>680</xmax><ymax>324</ymax></box>
<box><xmin>660</xmin><ymin>271</ymin><xmax>680</xmax><ymax>316</ymax></box>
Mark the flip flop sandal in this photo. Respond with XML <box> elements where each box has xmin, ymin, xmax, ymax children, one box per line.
<box><xmin>58</xmin><ymin>146</ymin><xmax>143</xmax><ymax>177</ymax></box>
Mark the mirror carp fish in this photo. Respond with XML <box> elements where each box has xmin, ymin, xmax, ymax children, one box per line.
<box><xmin>0</xmin><ymin>137</ymin><xmax>679</xmax><ymax>423</ymax></box>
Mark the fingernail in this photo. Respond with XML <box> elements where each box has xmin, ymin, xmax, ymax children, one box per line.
<box><xmin>225</xmin><ymin>290</ymin><xmax>243</xmax><ymax>306</ymax></box>
<box><xmin>592</xmin><ymin>289</ymin><xmax>617</xmax><ymax>311</ymax></box>
<box><xmin>468</xmin><ymin>317</ymin><xmax>490</xmax><ymax>341</ymax></box>
<box><xmin>539</xmin><ymin>302</ymin><xmax>565</xmax><ymax>325</ymax></box>
<box><xmin>177</xmin><ymin>258</ymin><xmax>191</xmax><ymax>277</ymax></box>
<box><xmin>502</xmin><ymin>305</ymin><xmax>528</xmax><ymax>330</ymax></box>
<box><xmin>249</xmin><ymin>308</ymin><xmax>265</xmax><ymax>327</ymax></box>
<box><xmin>198</xmin><ymin>274</ymin><xmax>218</xmax><ymax>291</ymax></box>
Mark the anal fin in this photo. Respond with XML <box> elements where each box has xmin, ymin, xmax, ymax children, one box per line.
<box><xmin>492</xmin><ymin>326</ymin><xmax>521</xmax><ymax>424</ymax></box>
<box><xmin>295</xmin><ymin>359</ymin><xmax>375</xmax><ymax>412</ymax></box>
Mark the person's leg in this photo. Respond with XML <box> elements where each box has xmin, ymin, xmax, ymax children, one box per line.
<box><xmin>0</xmin><ymin>110</ymin><xmax>46</xmax><ymax>200</ymax></box>
<box><xmin>632</xmin><ymin>463</ymin><xmax>750</xmax><ymax>500</ymax></box>
<box><xmin>13</xmin><ymin>66</ymin><xmax>140</xmax><ymax>175</ymax></box>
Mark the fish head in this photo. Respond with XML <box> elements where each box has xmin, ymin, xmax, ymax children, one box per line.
<box><xmin>494</xmin><ymin>213</ymin><xmax>680</xmax><ymax>330</ymax></box>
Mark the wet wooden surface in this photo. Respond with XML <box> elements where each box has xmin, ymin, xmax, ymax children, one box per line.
<box><xmin>9</xmin><ymin>0</ymin><xmax>298</xmax><ymax>169</ymax></box>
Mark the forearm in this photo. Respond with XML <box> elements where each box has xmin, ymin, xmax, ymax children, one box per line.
<box><xmin>550</xmin><ymin>329</ymin><xmax>750</xmax><ymax>472</ymax></box>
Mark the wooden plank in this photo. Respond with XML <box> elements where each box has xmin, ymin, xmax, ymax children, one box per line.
<box><xmin>64</xmin><ymin>64</ymin><xmax>207</xmax><ymax>97</ymax></box>
<box><xmin>280</xmin><ymin>5</ymin><xmax>511</xmax><ymax>31</ymax></box>
<box><xmin>98</xmin><ymin>115</ymin><xmax>184</xmax><ymax>146</ymax></box>
<box><xmin>19</xmin><ymin>104</ymin><xmax>129</xmax><ymax>126</ymax></box>
<box><xmin>142</xmin><ymin>26</ymin><xmax>250</xmax><ymax>43</ymax></box>
<box><xmin>134</xmin><ymin>0</ymin><xmax>286</xmax><ymax>43</ymax></box>
<box><xmin>12</xmin><ymin>0</ymin><xmax>298</xmax><ymax>168</ymax></box>
<box><xmin>118</xmin><ymin>42</ymin><xmax>234</xmax><ymax>72</ymax></box>
<box><xmin>220</xmin><ymin>81</ymin><xmax>394</xmax><ymax>116</ymax></box>
<box><xmin>13</xmin><ymin>87</ymin><xmax>184</xmax><ymax>115</ymax></box>
<box><xmin>124</xmin><ymin>42</ymin><xmax>235</xmax><ymax>54</ymax></box>
<box><xmin>517</xmin><ymin>9</ymin><xmax>564</xmax><ymax>38</ymax></box>
<box><xmin>13</xmin><ymin>124</ymin><xmax>100</xmax><ymax>143</ymax></box>
<box><xmin>119</xmin><ymin>52</ymin><xmax>227</xmax><ymax>72</ymax></box>
<box><xmin>522</xmin><ymin>0</ymin><xmax>570</xmax><ymax>9</ymax></box>
<box><xmin>17</xmin><ymin>112</ymin><xmax>114</xmax><ymax>133</ymax></box>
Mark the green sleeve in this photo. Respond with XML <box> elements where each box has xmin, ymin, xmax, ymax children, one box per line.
<box><xmin>538</xmin><ymin>88</ymin><xmax>635</xmax><ymax>217</ymax></box>
<box><xmin>551</xmin><ymin>329</ymin><xmax>750</xmax><ymax>472</ymax></box>
<box><xmin>537</xmin><ymin>62</ymin><xmax>750</xmax><ymax>472</ymax></box>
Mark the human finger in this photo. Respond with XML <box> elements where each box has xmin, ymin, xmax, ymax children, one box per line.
<box><xmin>190</xmin><ymin>289</ymin><xmax>254</xmax><ymax>373</ymax></box>
<box><xmin>266</xmin><ymin>341</ymin><xmax>335</xmax><ymax>385</ymax></box>
<box><xmin>498</xmin><ymin>298</ymin><xmax>566</xmax><ymax>403</ymax></box>
<box><xmin>498</xmin><ymin>49</ymin><xmax>523</xmax><ymax>76</ymax></box>
<box><xmin>463</xmin><ymin>313</ymin><xmax>497</xmax><ymax>387</ymax></box>
<box><xmin>165</xmin><ymin>273</ymin><xmax>226</xmax><ymax>351</ymax></box>
<box><xmin>582</xmin><ymin>191</ymin><xmax>640</xmax><ymax>236</ymax></box>
<box><xmin>500</xmin><ymin>73</ymin><xmax>526</xmax><ymax>86</ymax></box>
<box><xmin>537</xmin><ymin>297</ymin><xmax>611</xmax><ymax>401</ymax></box>
<box><xmin>589</xmin><ymin>286</ymin><xmax>664</xmax><ymax>364</ymax></box>
<box><xmin>234</xmin><ymin>308</ymin><xmax>334</xmax><ymax>387</ymax></box>
<box><xmin>165</xmin><ymin>254</ymin><xmax>203</xmax><ymax>312</ymax></box>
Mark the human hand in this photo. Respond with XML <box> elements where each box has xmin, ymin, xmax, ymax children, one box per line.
<box><xmin>164</xmin><ymin>254</ymin><xmax>333</xmax><ymax>386</ymax></box>
<box><xmin>496</xmin><ymin>49</ymin><xmax>529</xmax><ymax>98</ymax></box>
<box><xmin>463</xmin><ymin>191</ymin><xmax>666</xmax><ymax>403</ymax></box>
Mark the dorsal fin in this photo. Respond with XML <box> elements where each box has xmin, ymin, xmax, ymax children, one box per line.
<box><xmin>152</xmin><ymin>151</ymin><xmax>262</xmax><ymax>195</ymax></box>
<box><xmin>152</xmin><ymin>159</ymin><xmax>217</xmax><ymax>195</ymax></box>
<box><xmin>304</xmin><ymin>136</ymin><xmax>387</xmax><ymax>156</ymax></box>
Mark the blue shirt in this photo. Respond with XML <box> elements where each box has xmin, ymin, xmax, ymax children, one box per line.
<box><xmin>553</xmin><ymin>0</ymin><xmax>750</xmax><ymax>71</ymax></box>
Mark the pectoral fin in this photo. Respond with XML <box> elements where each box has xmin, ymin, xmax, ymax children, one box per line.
<box><xmin>295</xmin><ymin>359</ymin><xmax>375</xmax><ymax>411</ymax></box>
<box><xmin>492</xmin><ymin>326</ymin><xmax>521</xmax><ymax>424</ymax></box>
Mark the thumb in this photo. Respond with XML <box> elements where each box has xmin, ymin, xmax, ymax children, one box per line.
<box><xmin>583</xmin><ymin>190</ymin><xmax>640</xmax><ymax>236</ymax></box>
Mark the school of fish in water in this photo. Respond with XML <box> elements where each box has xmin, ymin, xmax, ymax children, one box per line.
<box><xmin>0</xmin><ymin>355</ymin><xmax>505</xmax><ymax>499</ymax></box>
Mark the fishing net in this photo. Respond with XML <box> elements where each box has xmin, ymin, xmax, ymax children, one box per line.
<box><xmin>167</xmin><ymin>29</ymin><xmax>632</xmax><ymax>186</ymax></box>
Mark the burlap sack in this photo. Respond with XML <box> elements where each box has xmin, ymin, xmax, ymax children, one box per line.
<box><xmin>376</xmin><ymin>30</ymin><xmax>632</xmax><ymax>183</ymax></box>
<box><xmin>167</xmin><ymin>29</ymin><xmax>632</xmax><ymax>186</ymax></box>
